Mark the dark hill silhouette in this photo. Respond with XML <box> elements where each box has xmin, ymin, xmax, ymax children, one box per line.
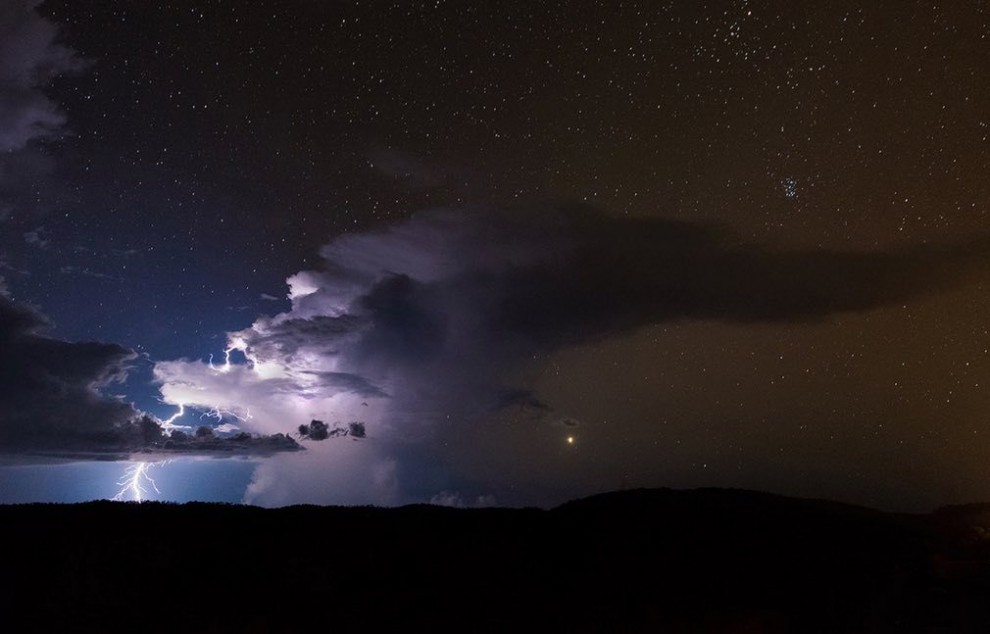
<box><xmin>3</xmin><ymin>488</ymin><xmax>990</xmax><ymax>632</ymax></box>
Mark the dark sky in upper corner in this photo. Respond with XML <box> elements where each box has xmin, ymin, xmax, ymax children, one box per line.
<box><xmin>1</xmin><ymin>0</ymin><xmax>990</xmax><ymax>509</ymax></box>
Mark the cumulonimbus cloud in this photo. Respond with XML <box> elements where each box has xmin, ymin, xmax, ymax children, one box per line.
<box><xmin>152</xmin><ymin>203</ymin><xmax>990</xmax><ymax>502</ymax></box>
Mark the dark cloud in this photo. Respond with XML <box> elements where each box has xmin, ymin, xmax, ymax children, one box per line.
<box><xmin>0</xmin><ymin>0</ymin><xmax>84</xmax><ymax>153</ymax></box>
<box><xmin>367</xmin><ymin>147</ymin><xmax>452</xmax><ymax>190</ymax></box>
<box><xmin>298</xmin><ymin>419</ymin><xmax>367</xmax><ymax>441</ymax></box>
<box><xmin>0</xmin><ymin>293</ymin><xmax>44</xmax><ymax>336</ymax></box>
<box><xmin>23</xmin><ymin>226</ymin><xmax>49</xmax><ymax>248</ymax></box>
<box><xmin>0</xmin><ymin>296</ymin><xmax>141</xmax><ymax>451</ymax></box>
<box><xmin>353</xmin><ymin>274</ymin><xmax>447</xmax><ymax>366</ymax></box>
<box><xmin>489</xmin><ymin>206</ymin><xmax>990</xmax><ymax>346</ymax></box>
<box><xmin>0</xmin><ymin>0</ymin><xmax>86</xmax><ymax>225</ymax></box>
<box><xmin>493</xmin><ymin>389</ymin><xmax>551</xmax><ymax>412</ymax></box>
<box><xmin>339</xmin><ymin>204</ymin><xmax>988</xmax><ymax>340</ymax></box>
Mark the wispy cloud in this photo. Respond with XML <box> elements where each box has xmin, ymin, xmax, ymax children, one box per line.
<box><xmin>0</xmin><ymin>0</ymin><xmax>86</xmax><ymax>153</ymax></box>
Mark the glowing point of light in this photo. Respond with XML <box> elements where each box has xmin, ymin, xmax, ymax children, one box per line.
<box><xmin>112</xmin><ymin>462</ymin><xmax>163</xmax><ymax>502</ymax></box>
<box><xmin>567</xmin><ymin>436</ymin><xmax>575</xmax><ymax>445</ymax></box>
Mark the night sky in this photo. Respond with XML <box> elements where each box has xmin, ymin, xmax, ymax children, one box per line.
<box><xmin>2</xmin><ymin>0</ymin><xmax>990</xmax><ymax>509</ymax></box>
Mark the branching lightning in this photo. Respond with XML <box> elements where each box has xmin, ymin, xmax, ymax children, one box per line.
<box><xmin>112</xmin><ymin>461</ymin><xmax>166</xmax><ymax>502</ymax></box>
<box><xmin>209</xmin><ymin>342</ymin><xmax>247</xmax><ymax>373</ymax></box>
<box><xmin>203</xmin><ymin>405</ymin><xmax>252</xmax><ymax>424</ymax></box>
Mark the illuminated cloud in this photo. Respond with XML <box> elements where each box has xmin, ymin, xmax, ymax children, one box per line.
<box><xmin>243</xmin><ymin>441</ymin><xmax>399</xmax><ymax>507</ymax></box>
<box><xmin>152</xmin><ymin>357</ymin><xmax>388</xmax><ymax>438</ymax></box>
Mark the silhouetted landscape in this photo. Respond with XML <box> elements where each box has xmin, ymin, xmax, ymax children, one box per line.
<box><xmin>5</xmin><ymin>488</ymin><xmax>990</xmax><ymax>633</ymax></box>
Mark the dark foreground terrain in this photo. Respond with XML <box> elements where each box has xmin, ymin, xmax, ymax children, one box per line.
<box><xmin>4</xmin><ymin>488</ymin><xmax>990</xmax><ymax>633</ymax></box>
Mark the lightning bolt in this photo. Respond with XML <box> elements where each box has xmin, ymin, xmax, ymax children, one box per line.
<box><xmin>157</xmin><ymin>402</ymin><xmax>189</xmax><ymax>434</ymax></box>
<box><xmin>163</xmin><ymin>402</ymin><xmax>185</xmax><ymax>426</ymax></box>
<box><xmin>209</xmin><ymin>342</ymin><xmax>246</xmax><ymax>373</ymax></box>
<box><xmin>111</xmin><ymin>461</ymin><xmax>165</xmax><ymax>502</ymax></box>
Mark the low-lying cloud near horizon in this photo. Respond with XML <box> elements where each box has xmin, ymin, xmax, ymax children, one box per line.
<box><xmin>152</xmin><ymin>203</ymin><xmax>990</xmax><ymax>504</ymax></box>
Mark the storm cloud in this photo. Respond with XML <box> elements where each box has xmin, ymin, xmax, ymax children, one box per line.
<box><xmin>0</xmin><ymin>296</ymin><xmax>140</xmax><ymax>451</ymax></box>
<box><xmin>156</xmin><ymin>204</ymin><xmax>990</xmax><ymax>440</ymax></box>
